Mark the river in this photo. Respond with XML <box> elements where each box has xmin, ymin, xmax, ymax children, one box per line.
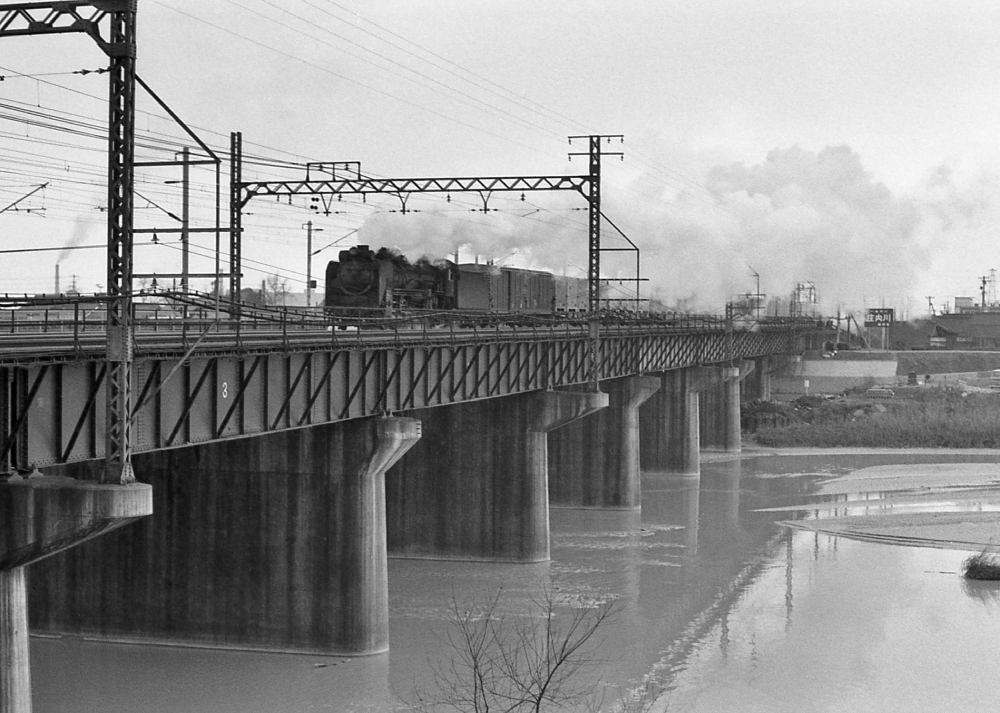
<box><xmin>29</xmin><ymin>451</ymin><xmax>1000</xmax><ymax>712</ymax></box>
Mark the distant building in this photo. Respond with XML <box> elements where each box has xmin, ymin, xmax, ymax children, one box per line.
<box><xmin>931</xmin><ymin>312</ymin><xmax>1000</xmax><ymax>349</ymax></box>
<box><xmin>952</xmin><ymin>295</ymin><xmax>1000</xmax><ymax>315</ymax></box>
<box><xmin>790</xmin><ymin>281</ymin><xmax>820</xmax><ymax>318</ymax></box>
<box><xmin>954</xmin><ymin>296</ymin><xmax>976</xmax><ymax>313</ymax></box>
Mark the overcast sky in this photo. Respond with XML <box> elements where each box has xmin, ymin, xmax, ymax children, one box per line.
<box><xmin>2</xmin><ymin>0</ymin><xmax>999</xmax><ymax>315</ymax></box>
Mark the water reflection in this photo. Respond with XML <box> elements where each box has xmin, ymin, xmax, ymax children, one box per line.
<box><xmin>641</xmin><ymin>473</ymin><xmax>699</xmax><ymax>556</ymax></box>
<box><xmin>27</xmin><ymin>451</ymin><xmax>1000</xmax><ymax>712</ymax></box>
<box><xmin>665</xmin><ymin>534</ymin><xmax>1000</xmax><ymax>713</ymax></box>
<box><xmin>961</xmin><ymin>578</ymin><xmax>1000</xmax><ymax>607</ymax></box>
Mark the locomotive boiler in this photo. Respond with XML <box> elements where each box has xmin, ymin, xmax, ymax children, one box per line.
<box><xmin>325</xmin><ymin>245</ymin><xmax>458</xmax><ymax>310</ymax></box>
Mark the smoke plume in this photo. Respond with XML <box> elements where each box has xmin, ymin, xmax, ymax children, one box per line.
<box><xmin>57</xmin><ymin>216</ymin><xmax>92</xmax><ymax>264</ymax></box>
<box><xmin>357</xmin><ymin>145</ymin><xmax>974</xmax><ymax>313</ymax></box>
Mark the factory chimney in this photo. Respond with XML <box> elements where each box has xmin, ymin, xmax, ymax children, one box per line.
<box><xmin>55</xmin><ymin>263</ymin><xmax>60</xmax><ymax>295</ymax></box>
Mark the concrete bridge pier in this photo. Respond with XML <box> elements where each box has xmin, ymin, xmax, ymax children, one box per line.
<box><xmin>1</xmin><ymin>567</ymin><xmax>28</xmax><ymax>713</ymax></box>
<box><xmin>1</xmin><ymin>476</ymin><xmax>152</xmax><ymax>713</ymax></box>
<box><xmin>639</xmin><ymin>368</ymin><xmax>707</xmax><ymax>476</ymax></box>
<box><xmin>698</xmin><ymin>363</ymin><xmax>753</xmax><ymax>453</ymax></box>
<box><xmin>548</xmin><ymin>376</ymin><xmax>660</xmax><ymax>509</ymax></box>
<box><xmin>28</xmin><ymin>417</ymin><xmax>419</xmax><ymax>656</ymax></box>
<box><xmin>749</xmin><ymin>355</ymin><xmax>773</xmax><ymax>401</ymax></box>
<box><xmin>387</xmin><ymin>390</ymin><xmax>608</xmax><ymax>562</ymax></box>
<box><xmin>736</xmin><ymin>355</ymin><xmax>778</xmax><ymax>403</ymax></box>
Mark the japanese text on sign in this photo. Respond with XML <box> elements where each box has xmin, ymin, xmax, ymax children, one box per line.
<box><xmin>865</xmin><ymin>308</ymin><xmax>895</xmax><ymax>326</ymax></box>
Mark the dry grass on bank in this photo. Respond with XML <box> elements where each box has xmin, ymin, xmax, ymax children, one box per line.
<box><xmin>747</xmin><ymin>388</ymin><xmax>1000</xmax><ymax>449</ymax></box>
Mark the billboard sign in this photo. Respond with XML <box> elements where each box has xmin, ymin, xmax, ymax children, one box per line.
<box><xmin>865</xmin><ymin>308</ymin><xmax>895</xmax><ymax>327</ymax></box>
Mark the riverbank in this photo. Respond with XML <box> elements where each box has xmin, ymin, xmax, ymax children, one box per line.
<box><xmin>740</xmin><ymin>449</ymin><xmax>1000</xmax><ymax>553</ymax></box>
<box><xmin>746</xmin><ymin>386</ymin><xmax>1000</xmax><ymax>448</ymax></box>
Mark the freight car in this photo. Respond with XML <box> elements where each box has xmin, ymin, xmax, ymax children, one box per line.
<box><xmin>454</xmin><ymin>263</ymin><xmax>556</xmax><ymax>313</ymax></box>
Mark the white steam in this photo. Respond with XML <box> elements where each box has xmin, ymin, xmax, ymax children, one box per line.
<box><xmin>356</xmin><ymin>145</ymin><xmax>991</xmax><ymax>314</ymax></box>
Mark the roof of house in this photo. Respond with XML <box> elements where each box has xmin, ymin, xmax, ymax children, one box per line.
<box><xmin>933</xmin><ymin>312</ymin><xmax>1000</xmax><ymax>340</ymax></box>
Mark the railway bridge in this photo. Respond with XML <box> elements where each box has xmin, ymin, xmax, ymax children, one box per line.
<box><xmin>0</xmin><ymin>5</ymin><xmax>810</xmax><ymax>709</ymax></box>
<box><xmin>0</xmin><ymin>295</ymin><xmax>803</xmax><ymax>669</ymax></box>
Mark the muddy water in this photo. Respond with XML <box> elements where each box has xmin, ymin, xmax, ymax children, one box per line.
<box><xmin>29</xmin><ymin>451</ymin><xmax>1000</xmax><ymax>712</ymax></box>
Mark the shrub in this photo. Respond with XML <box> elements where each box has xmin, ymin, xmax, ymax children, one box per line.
<box><xmin>963</xmin><ymin>550</ymin><xmax>1000</xmax><ymax>580</ymax></box>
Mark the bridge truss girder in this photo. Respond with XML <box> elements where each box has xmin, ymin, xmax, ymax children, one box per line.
<box><xmin>1</xmin><ymin>328</ymin><xmax>795</xmax><ymax>471</ymax></box>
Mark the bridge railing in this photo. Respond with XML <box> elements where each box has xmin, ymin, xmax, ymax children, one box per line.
<box><xmin>1</xmin><ymin>291</ymin><xmax>814</xmax><ymax>361</ymax></box>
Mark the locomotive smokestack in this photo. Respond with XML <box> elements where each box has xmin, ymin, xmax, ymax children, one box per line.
<box><xmin>55</xmin><ymin>263</ymin><xmax>60</xmax><ymax>295</ymax></box>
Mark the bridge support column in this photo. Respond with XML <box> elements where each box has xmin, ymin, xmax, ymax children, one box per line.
<box><xmin>754</xmin><ymin>356</ymin><xmax>773</xmax><ymax>401</ymax></box>
<box><xmin>548</xmin><ymin>376</ymin><xmax>660</xmax><ymax>509</ymax></box>
<box><xmin>639</xmin><ymin>368</ymin><xmax>706</xmax><ymax>476</ymax></box>
<box><xmin>28</xmin><ymin>417</ymin><xmax>419</xmax><ymax>656</ymax></box>
<box><xmin>0</xmin><ymin>476</ymin><xmax>152</xmax><ymax>713</ymax></box>
<box><xmin>387</xmin><ymin>390</ymin><xmax>607</xmax><ymax>562</ymax></box>
<box><xmin>1</xmin><ymin>568</ymin><xmax>28</xmax><ymax>713</ymax></box>
<box><xmin>698</xmin><ymin>364</ymin><xmax>748</xmax><ymax>453</ymax></box>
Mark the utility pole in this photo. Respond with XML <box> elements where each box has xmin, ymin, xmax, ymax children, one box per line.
<box><xmin>303</xmin><ymin>220</ymin><xmax>322</xmax><ymax>308</ymax></box>
<box><xmin>836</xmin><ymin>305</ymin><xmax>841</xmax><ymax>347</ymax></box>
<box><xmin>181</xmin><ymin>146</ymin><xmax>190</xmax><ymax>293</ymax></box>
<box><xmin>230</xmin><ymin>131</ymin><xmax>243</xmax><ymax>306</ymax></box>
<box><xmin>95</xmin><ymin>3</ymin><xmax>138</xmax><ymax>485</ymax></box>
<box><xmin>752</xmin><ymin>269</ymin><xmax>761</xmax><ymax>321</ymax></box>
<box><xmin>569</xmin><ymin>134</ymin><xmax>624</xmax><ymax>389</ymax></box>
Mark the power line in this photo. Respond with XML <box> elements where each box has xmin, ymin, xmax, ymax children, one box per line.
<box><xmin>0</xmin><ymin>64</ymin><xmax>330</xmax><ymax>169</ymax></box>
<box><xmin>148</xmin><ymin>0</ymin><xmax>551</xmax><ymax>157</ymax></box>
<box><xmin>226</xmin><ymin>0</ymin><xmax>563</xmax><ymax>142</ymax></box>
<box><xmin>309</xmin><ymin>0</ymin><xmax>594</xmax><ymax>134</ymax></box>
<box><xmin>0</xmin><ymin>67</ymin><xmax>108</xmax><ymax>80</ymax></box>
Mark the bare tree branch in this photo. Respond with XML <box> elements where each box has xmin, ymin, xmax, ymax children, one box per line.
<box><xmin>403</xmin><ymin>584</ymin><xmax>630</xmax><ymax>713</ymax></box>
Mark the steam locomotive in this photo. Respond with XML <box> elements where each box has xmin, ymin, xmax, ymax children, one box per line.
<box><xmin>325</xmin><ymin>245</ymin><xmax>589</xmax><ymax>314</ymax></box>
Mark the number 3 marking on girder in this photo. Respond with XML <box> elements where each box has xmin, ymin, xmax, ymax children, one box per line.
<box><xmin>222</xmin><ymin>382</ymin><xmax>228</xmax><ymax>399</ymax></box>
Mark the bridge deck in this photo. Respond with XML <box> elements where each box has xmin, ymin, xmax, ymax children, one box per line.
<box><xmin>1</xmin><ymin>295</ymin><xmax>803</xmax><ymax>472</ymax></box>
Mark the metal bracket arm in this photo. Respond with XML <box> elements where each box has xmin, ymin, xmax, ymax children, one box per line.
<box><xmin>0</xmin><ymin>1</ymin><xmax>134</xmax><ymax>57</ymax></box>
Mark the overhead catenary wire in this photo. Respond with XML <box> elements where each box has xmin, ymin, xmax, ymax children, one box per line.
<box><xmin>297</xmin><ymin>0</ymin><xmax>744</xmax><ymax>210</ymax></box>
<box><xmin>223</xmin><ymin>0</ymin><xmax>564</xmax><ymax>142</ymax></box>
<box><xmin>308</xmin><ymin>0</ymin><xmax>594</xmax><ymax>134</ymax></box>
<box><xmin>146</xmin><ymin>0</ymin><xmax>552</xmax><ymax>158</ymax></box>
<box><xmin>1</xmin><ymin>56</ymin><xmax>729</xmax><ymax>214</ymax></box>
<box><xmin>0</xmin><ymin>4</ymin><xmax>758</xmax><ymax>300</ymax></box>
<box><xmin>0</xmin><ymin>65</ymin><xmax>332</xmax><ymax>169</ymax></box>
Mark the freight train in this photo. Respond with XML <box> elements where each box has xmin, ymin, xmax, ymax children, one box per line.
<box><xmin>325</xmin><ymin>245</ymin><xmax>590</xmax><ymax>314</ymax></box>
